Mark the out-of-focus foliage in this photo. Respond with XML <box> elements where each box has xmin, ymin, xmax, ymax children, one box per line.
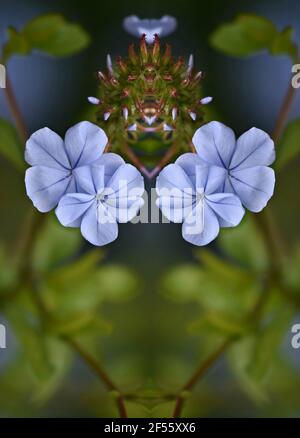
<box><xmin>210</xmin><ymin>13</ymin><xmax>298</xmax><ymax>62</ymax></box>
<box><xmin>276</xmin><ymin>119</ymin><xmax>300</xmax><ymax>171</ymax></box>
<box><xmin>0</xmin><ymin>119</ymin><xmax>24</xmax><ymax>171</ymax></box>
<box><xmin>3</xmin><ymin>14</ymin><xmax>90</xmax><ymax>62</ymax></box>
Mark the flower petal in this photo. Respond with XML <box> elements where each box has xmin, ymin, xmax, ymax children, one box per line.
<box><xmin>230</xmin><ymin>127</ymin><xmax>275</xmax><ymax>170</ymax></box>
<box><xmin>94</xmin><ymin>153</ymin><xmax>125</xmax><ymax>185</ymax></box>
<box><xmin>156</xmin><ymin>195</ymin><xmax>194</xmax><ymax>223</ymax></box>
<box><xmin>80</xmin><ymin>202</ymin><xmax>118</xmax><ymax>246</ymax></box>
<box><xmin>176</xmin><ymin>153</ymin><xmax>207</xmax><ymax>187</ymax></box>
<box><xmin>229</xmin><ymin>166</ymin><xmax>275</xmax><ymax>212</ymax></box>
<box><xmin>123</xmin><ymin>15</ymin><xmax>177</xmax><ymax>43</ymax></box>
<box><xmin>192</xmin><ymin>121</ymin><xmax>236</xmax><ymax>168</ymax></box>
<box><xmin>106</xmin><ymin>163</ymin><xmax>144</xmax><ymax>198</ymax></box>
<box><xmin>156</xmin><ymin>164</ymin><xmax>194</xmax><ymax>195</ymax></box>
<box><xmin>73</xmin><ymin>164</ymin><xmax>105</xmax><ymax>194</ymax></box>
<box><xmin>196</xmin><ymin>164</ymin><xmax>227</xmax><ymax>194</ymax></box>
<box><xmin>25</xmin><ymin>128</ymin><xmax>70</xmax><ymax>170</ymax></box>
<box><xmin>182</xmin><ymin>203</ymin><xmax>220</xmax><ymax>246</ymax></box>
<box><xmin>64</xmin><ymin>121</ymin><xmax>107</xmax><ymax>168</ymax></box>
<box><xmin>56</xmin><ymin>193</ymin><xmax>94</xmax><ymax>227</ymax></box>
<box><xmin>205</xmin><ymin>193</ymin><xmax>245</xmax><ymax>227</ymax></box>
<box><xmin>25</xmin><ymin>166</ymin><xmax>72</xmax><ymax>212</ymax></box>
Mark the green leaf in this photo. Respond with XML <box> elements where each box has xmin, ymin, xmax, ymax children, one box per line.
<box><xmin>270</xmin><ymin>26</ymin><xmax>298</xmax><ymax>61</ymax></box>
<box><xmin>227</xmin><ymin>298</ymin><xmax>294</xmax><ymax>402</ymax></box>
<box><xmin>3</xmin><ymin>14</ymin><xmax>90</xmax><ymax>61</ymax></box>
<box><xmin>95</xmin><ymin>265</ymin><xmax>140</xmax><ymax>302</ymax></box>
<box><xmin>3</xmin><ymin>26</ymin><xmax>30</xmax><ymax>62</ymax></box>
<box><xmin>32</xmin><ymin>215</ymin><xmax>82</xmax><ymax>273</ymax></box>
<box><xmin>210</xmin><ymin>13</ymin><xmax>297</xmax><ymax>61</ymax></box>
<box><xmin>276</xmin><ymin>118</ymin><xmax>300</xmax><ymax>171</ymax></box>
<box><xmin>0</xmin><ymin>118</ymin><xmax>24</xmax><ymax>170</ymax></box>
<box><xmin>219</xmin><ymin>216</ymin><xmax>268</xmax><ymax>271</ymax></box>
<box><xmin>23</xmin><ymin>14</ymin><xmax>91</xmax><ymax>57</ymax></box>
<box><xmin>162</xmin><ymin>259</ymin><xmax>259</xmax><ymax>321</ymax></box>
<box><xmin>6</xmin><ymin>304</ymin><xmax>54</xmax><ymax>381</ymax></box>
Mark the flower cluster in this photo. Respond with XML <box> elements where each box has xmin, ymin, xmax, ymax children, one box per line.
<box><xmin>25</xmin><ymin>121</ymin><xmax>144</xmax><ymax>245</ymax></box>
<box><xmin>24</xmin><ymin>17</ymin><xmax>276</xmax><ymax>248</ymax></box>
<box><xmin>156</xmin><ymin>121</ymin><xmax>275</xmax><ymax>245</ymax></box>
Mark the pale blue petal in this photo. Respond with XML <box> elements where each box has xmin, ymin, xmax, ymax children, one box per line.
<box><xmin>192</xmin><ymin>121</ymin><xmax>236</xmax><ymax>168</ymax></box>
<box><xmin>80</xmin><ymin>202</ymin><xmax>118</xmax><ymax>246</ymax></box>
<box><xmin>205</xmin><ymin>193</ymin><xmax>245</xmax><ymax>227</ymax></box>
<box><xmin>73</xmin><ymin>164</ymin><xmax>105</xmax><ymax>195</ymax></box>
<box><xmin>93</xmin><ymin>153</ymin><xmax>125</xmax><ymax>185</ymax></box>
<box><xmin>182</xmin><ymin>203</ymin><xmax>220</xmax><ymax>246</ymax></box>
<box><xmin>195</xmin><ymin>164</ymin><xmax>227</xmax><ymax>194</ymax></box>
<box><xmin>108</xmin><ymin>198</ymin><xmax>145</xmax><ymax>223</ymax></box>
<box><xmin>64</xmin><ymin>121</ymin><xmax>107</xmax><ymax>168</ymax></box>
<box><xmin>230</xmin><ymin>127</ymin><xmax>275</xmax><ymax>170</ymax></box>
<box><xmin>229</xmin><ymin>166</ymin><xmax>275</xmax><ymax>212</ymax></box>
<box><xmin>156</xmin><ymin>195</ymin><xmax>194</xmax><ymax>223</ymax></box>
<box><xmin>25</xmin><ymin>166</ymin><xmax>72</xmax><ymax>212</ymax></box>
<box><xmin>25</xmin><ymin>127</ymin><xmax>71</xmax><ymax>170</ymax></box>
<box><xmin>176</xmin><ymin>153</ymin><xmax>207</xmax><ymax>187</ymax></box>
<box><xmin>156</xmin><ymin>164</ymin><xmax>194</xmax><ymax>195</ymax></box>
<box><xmin>106</xmin><ymin>164</ymin><xmax>144</xmax><ymax>198</ymax></box>
<box><xmin>56</xmin><ymin>193</ymin><xmax>94</xmax><ymax>227</ymax></box>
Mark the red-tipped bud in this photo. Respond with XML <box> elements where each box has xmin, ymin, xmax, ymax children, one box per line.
<box><xmin>116</xmin><ymin>56</ymin><xmax>128</xmax><ymax>73</ymax></box>
<box><xmin>173</xmin><ymin>57</ymin><xmax>184</xmax><ymax>74</ymax></box>
<box><xmin>162</xmin><ymin>44</ymin><xmax>172</xmax><ymax>65</ymax></box>
<box><xmin>140</xmin><ymin>34</ymin><xmax>148</xmax><ymax>63</ymax></box>
<box><xmin>128</xmin><ymin>44</ymin><xmax>138</xmax><ymax>65</ymax></box>
<box><xmin>152</xmin><ymin>34</ymin><xmax>160</xmax><ymax>63</ymax></box>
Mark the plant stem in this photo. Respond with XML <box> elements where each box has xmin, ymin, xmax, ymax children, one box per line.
<box><xmin>66</xmin><ymin>338</ymin><xmax>128</xmax><ymax>418</ymax></box>
<box><xmin>172</xmin><ymin>338</ymin><xmax>232</xmax><ymax>418</ymax></box>
<box><xmin>272</xmin><ymin>82</ymin><xmax>296</xmax><ymax>144</ymax></box>
<box><xmin>4</xmin><ymin>74</ymin><xmax>28</xmax><ymax>143</ymax></box>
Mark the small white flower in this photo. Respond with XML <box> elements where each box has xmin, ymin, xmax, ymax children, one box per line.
<box><xmin>123</xmin><ymin>15</ymin><xmax>177</xmax><ymax>44</ymax></box>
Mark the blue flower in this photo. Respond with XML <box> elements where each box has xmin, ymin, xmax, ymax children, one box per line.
<box><xmin>25</xmin><ymin>121</ymin><xmax>108</xmax><ymax>212</ymax></box>
<box><xmin>56</xmin><ymin>153</ymin><xmax>144</xmax><ymax>246</ymax></box>
<box><xmin>123</xmin><ymin>15</ymin><xmax>177</xmax><ymax>43</ymax></box>
<box><xmin>192</xmin><ymin>121</ymin><xmax>275</xmax><ymax>212</ymax></box>
<box><xmin>156</xmin><ymin>156</ymin><xmax>245</xmax><ymax>246</ymax></box>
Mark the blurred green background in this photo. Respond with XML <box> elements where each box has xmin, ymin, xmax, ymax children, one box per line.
<box><xmin>0</xmin><ymin>0</ymin><xmax>300</xmax><ymax>418</ymax></box>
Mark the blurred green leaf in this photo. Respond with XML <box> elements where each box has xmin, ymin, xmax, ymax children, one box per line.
<box><xmin>219</xmin><ymin>217</ymin><xmax>268</xmax><ymax>271</ymax></box>
<box><xmin>270</xmin><ymin>26</ymin><xmax>298</xmax><ymax>61</ymax></box>
<box><xmin>0</xmin><ymin>244</ymin><xmax>18</xmax><ymax>293</ymax></box>
<box><xmin>3</xmin><ymin>26</ymin><xmax>30</xmax><ymax>61</ymax></box>
<box><xmin>210</xmin><ymin>14</ymin><xmax>297</xmax><ymax>61</ymax></box>
<box><xmin>227</xmin><ymin>299</ymin><xmax>294</xmax><ymax>403</ymax></box>
<box><xmin>6</xmin><ymin>303</ymin><xmax>54</xmax><ymax>381</ymax></box>
<box><xmin>276</xmin><ymin>119</ymin><xmax>300</xmax><ymax>171</ymax></box>
<box><xmin>32</xmin><ymin>215</ymin><xmax>81</xmax><ymax>273</ymax></box>
<box><xmin>0</xmin><ymin>118</ymin><xmax>24</xmax><ymax>170</ymax></box>
<box><xmin>3</xmin><ymin>14</ymin><xmax>90</xmax><ymax>61</ymax></box>
<box><xmin>96</xmin><ymin>265</ymin><xmax>140</xmax><ymax>302</ymax></box>
<box><xmin>162</xmin><ymin>257</ymin><xmax>259</xmax><ymax>323</ymax></box>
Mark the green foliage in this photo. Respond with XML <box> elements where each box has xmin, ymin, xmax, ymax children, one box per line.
<box><xmin>0</xmin><ymin>118</ymin><xmax>24</xmax><ymax>170</ymax></box>
<box><xmin>210</xmin><ymin>14</ymin><xmax>298</xmax><ymax>62</ymax></box>
<box><xmin>3</xmin><ymin>14</ymin><xmax>90</xmax><ymax>62</ymax></box>
<box><xmin>161</xmin><ymin>249</ymin><xmax>259</xmax><ymax>336</ymax></box>
<box><xmin>218</xmin><ymin>216</ymin><xmax>268</xmax><ymax>272</ymax></box>
<box><xmin>32</xmin><ymin>215</ymin><xmax>81</xmax><ymax>273</ymax></box>
<box><xmin>276</xmin><ymin>119</ymin><xmax>300</xmax><ymax>171</ymax></box>
<box><xmin>227</xmin><ymin>296</ymin><xmax>294</xmax><ymax>403</ymax></box>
